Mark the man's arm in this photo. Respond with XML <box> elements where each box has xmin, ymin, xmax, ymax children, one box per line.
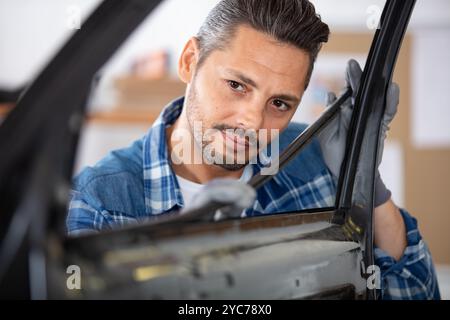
<box><xmin>374</xmin><ymin>199</ymin><xmax>407</xmax><ymax>261</ymax></box>
<box><xmin>374</xmin><ymin>206</ymin><xmax>441</xmax><ymax>300</ymax></box>
<box><xmin>66</xmin><ymin>190</ymin><xmax>104</xmax><ymax>236</ymax></box>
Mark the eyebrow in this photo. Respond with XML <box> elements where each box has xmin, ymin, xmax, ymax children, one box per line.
<box><xmin>225</xmin><ymin>68</ymin><xmax>301</xmax><ymax>103</ymax></box>
<box><xmin>226</xmin><ymin>69</ymin><xmax>259</xmax><ymax>89</ymax></box>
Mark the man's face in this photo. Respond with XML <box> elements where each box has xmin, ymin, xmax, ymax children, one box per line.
<box><xmin>180</xmin><ymin>25</ymin><xmax>310</xmax><ymax>171</ymax></box>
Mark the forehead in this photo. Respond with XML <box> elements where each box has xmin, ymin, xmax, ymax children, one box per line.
<box><xmin>205</xmin><ymin>25</ymin><xmax>310</xmax><ymax>91</ymax></box>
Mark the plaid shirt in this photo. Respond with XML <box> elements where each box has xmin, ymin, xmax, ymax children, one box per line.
<box><xmin>68</xmin><ymin>97</ymin><xmax>440</xmax><ymax>300</ymax></box>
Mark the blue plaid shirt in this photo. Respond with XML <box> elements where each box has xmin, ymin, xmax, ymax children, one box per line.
<box><xmin>68</xmin><ymin>97</ymin><xmax>440</xmax><ymax>300</ymax></box>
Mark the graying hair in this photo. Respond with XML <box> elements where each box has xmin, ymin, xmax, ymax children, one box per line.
<box><xmin>196</xmin><ymin>0</ymin><xmax>330</xmax><ymax>89</ymax></box>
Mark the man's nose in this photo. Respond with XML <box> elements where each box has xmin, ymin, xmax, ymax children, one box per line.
<box><xmin>234</xmin><ymin>99</ymin><xmax>265</xmax><ymax>131</ymax></box>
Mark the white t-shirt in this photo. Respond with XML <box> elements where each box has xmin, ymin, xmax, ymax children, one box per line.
<box><xmin>176</xmin><ymin>165</ymin><xmax>254</xmax><ymax>208</ymax></box>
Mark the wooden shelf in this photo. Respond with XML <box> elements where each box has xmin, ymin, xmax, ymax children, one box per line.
<box><xmin>86</xmin><ymin>108</ymin><xmax>160</xmax><ymax>124</ymax></box>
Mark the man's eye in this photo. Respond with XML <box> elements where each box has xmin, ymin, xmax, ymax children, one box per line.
<box><xmin>227</xmin><ymin>80</ymin><xmax>245</xmax><ymax>93</ymax></box>
<box><xmin>272</xmin><ymin>99</ymin><xmax>290</xmax><ymax>112</ymax></box>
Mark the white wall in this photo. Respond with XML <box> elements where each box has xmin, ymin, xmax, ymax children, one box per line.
<box><xmin>412</xmin><ymin>28</ymin><xmax>450</xmax><ymax>148</ymax></box>
<box><xmin>312</xmin><ymin>0</ymin><xmax>450</xmax><ymax>31</ymax></box>
<box><xmin>2</xmin><ymin>0</ymin><xmax>450</xmax><ymax>90</ymax></box>
<box><xmin>0</xmin><ymin>0</ymin><xmax>100</xmax><ymax>89</ymax></box>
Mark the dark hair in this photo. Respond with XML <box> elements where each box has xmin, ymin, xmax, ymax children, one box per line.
<box><xmin>196</xmin><ymin>0</ymin><xmax>329</xmax><ymax>89</ymax></box>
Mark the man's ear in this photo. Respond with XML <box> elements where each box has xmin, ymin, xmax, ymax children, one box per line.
<box><xmin>178</xmin><ymin>37</ymin><xmax>200</xmax><ymax>84</ymax></box>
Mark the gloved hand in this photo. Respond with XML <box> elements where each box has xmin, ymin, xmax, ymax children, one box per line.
<box><xmin>185</xmin><ymin>178</ymin><xmax>256</xmax><ymax>220</ymax></box>
<box><xmin>317</xmin><ymin>59</ymin><xmax>400</xmax><ymax>207</ymax></box>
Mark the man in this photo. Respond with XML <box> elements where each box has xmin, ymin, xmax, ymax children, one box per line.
<box><xmin>67</xmin><ymin>0</ymin><xmax>440</xmax><ymax>299</ymax></box>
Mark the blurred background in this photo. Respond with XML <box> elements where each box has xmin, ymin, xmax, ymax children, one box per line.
<box><xmin>0</xmin><ymin>0</ymin><xmax>449</xmax><ymax>298</ymax></box>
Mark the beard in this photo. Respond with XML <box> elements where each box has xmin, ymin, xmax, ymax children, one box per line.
<box><xmin>185</xmin><ymin>79</ymin><xmax>256</xmax><ymax>172</ymax></box>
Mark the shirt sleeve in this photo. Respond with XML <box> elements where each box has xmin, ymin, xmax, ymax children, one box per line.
<box><xmin>66</xmin><ymin>190</ymin><xmax>106</xmax><ymax>236</ymax></box>
<box><xmin>374</xmin><ymin>208</ymin><xmax>441</xmax><ymax>300</ymax></box>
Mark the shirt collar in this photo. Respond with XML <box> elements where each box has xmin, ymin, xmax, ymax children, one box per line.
<box><xmin>142</xmin><ymin>97</ymin><xmax>185</xmax><ymax>215</ymax></box>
